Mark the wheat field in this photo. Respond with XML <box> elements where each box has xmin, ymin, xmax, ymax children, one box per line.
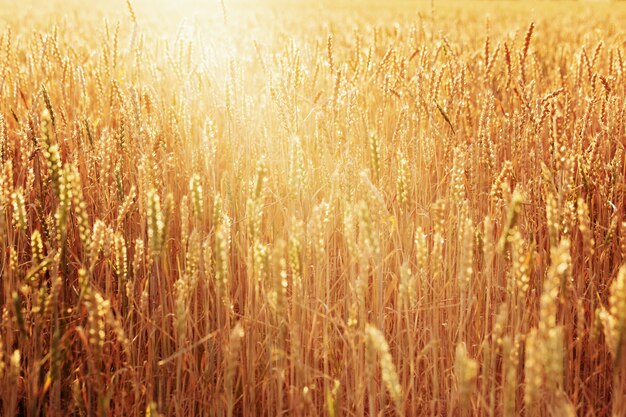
<box><xmin>0</xmin><ymin>0</ymin><xmax>625</xmax><ymax>415</ymax></box>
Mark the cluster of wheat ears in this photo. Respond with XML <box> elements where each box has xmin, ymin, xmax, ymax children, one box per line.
<box><xmin>0</xmin><ymin>0</ymin><xmax>625</xmax><ymax>415</ymax></box>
